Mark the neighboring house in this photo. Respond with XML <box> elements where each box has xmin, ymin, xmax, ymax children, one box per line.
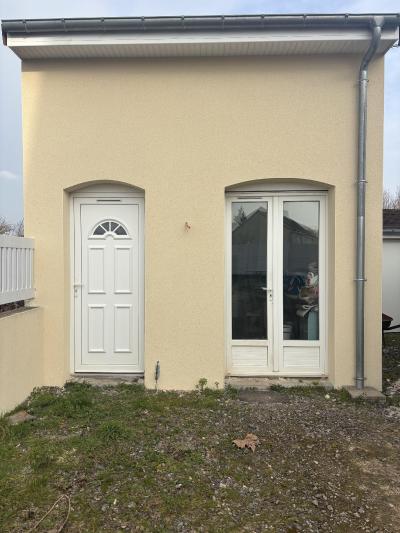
<box><xmin>383</xmin><ymin>209</ymin><xmax>400</xmax><ymax>325</ymax></box>
<box><xmin>1</xmin><ymin>13</ymin><xmax>399</xmax><ymax>402</ymax></box>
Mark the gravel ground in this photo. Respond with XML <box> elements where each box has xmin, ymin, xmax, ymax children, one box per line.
<box><xmin>235</xmin><ymin>389</ymin><xmax>400</xmax><ymax>532</ymax></box>
<box><xmin>0</xmin><ymin>336</ymin><xmax>399</xmax><ymax>532</ymax></box>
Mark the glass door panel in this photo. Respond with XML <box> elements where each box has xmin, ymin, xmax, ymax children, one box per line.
<box><xmin>232</xmin><ymin>201</ymin><xmax>268</xmax><ymax>340</ymax></box>
<box><xmin>227</xmin><ymin>193</ymin><xmax>325</xmax><ymax>377</ymax></box>
<box><xmin>282</xmin><ymin>201</ymin><xmax>320</xmax><ymax>341</ymax></box>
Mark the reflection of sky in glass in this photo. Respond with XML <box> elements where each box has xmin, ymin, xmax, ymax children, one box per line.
<box><xmin>232</xmin><ymin>202</ymin><xmax>267</xmax><ymax>230</ymax></box>
<box><xmin>232</xmin><ymin>202</ymin><xmax>266</xmax><ymax>218</ymax></box>
<box><xmin>283</xmin><ymin>202</ymin><xmax>319</xmax><ymax>232</ymax></box>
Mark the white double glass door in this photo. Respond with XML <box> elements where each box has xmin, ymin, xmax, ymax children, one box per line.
<box><xmin>226</xmin><ymin>193</ymin><xmax>326</xmax><ymax>376</ymax></box>
<box><xmin>73</xmin><ymin>196</ymin><xmax>144</xmax><ymax>373</ymax></box>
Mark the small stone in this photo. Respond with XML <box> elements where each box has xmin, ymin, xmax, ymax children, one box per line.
<box><xmin>7</xmin><ymin>411</ymin><xmax>36</xmax><ymax>425</ymax></box>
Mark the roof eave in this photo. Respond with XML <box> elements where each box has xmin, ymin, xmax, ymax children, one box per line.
<box><xmin>2</xmin><ymin>13</ymin><xmax>400</xmax><ymax>41</ymax></box>
<box><xmin>3</xmin><ymin>14</ymin><xmax>399</xmax><ymax>60</ymax></box>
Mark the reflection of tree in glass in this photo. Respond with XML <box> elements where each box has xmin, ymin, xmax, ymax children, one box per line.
<box><xmin>233</xmin><ymin>206</ymin><xmax>247</xmax><ymax>228</ymax></box>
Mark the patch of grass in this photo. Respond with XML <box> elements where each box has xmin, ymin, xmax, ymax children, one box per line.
<box><xmin>383</xmin><ymin>332</ymin><xmax>400</xmax><ymax>348</ymax></box>
<box><xmin>335</xmin><ymin>387</ymin><xmax>352</xmax><ymax>402</ymax></box>
<box><xmin>269</xmin><ymin>384</ymin><xmax>368</xmax><ymax>405</ymax></box>
<box><xmin>29</xmin><ymin>445</ymin><xmax>55</xmax><ymax>471</ymax></box>
<box><xmin>97</xmin><ymin>421</ymin><xmax>131</xmax><ymax>442</ymax></box>
<box><xmin>270</xmin><ymin>384</ymin><xmax>285</xmax><ymax>393</ymax></box>
<box><xmin>64</xmin><ymin>380</ymin><xmax>93</xmax><ymax>391</ymax></box>
<box><xmin>29</xmin><ymin>389</ymin><xmax>60</xmax><ymax>410</ymax></box>
<box><xmin>385</xmin><ymin>395</ymin><xmax>400</xmax><ymax>407</ymax></box>
<box><xmin>29</xmin><ymin>384</ymin><xmax>95</xmax><ymax>419</ymax></box>
<box><xmin>270</xmin><ymin>384</ymin><xmax>328</xmax><ymax>397</ymax></box>
<box><xmin>0</xmin><ymin>418</ymin><xmax>10</xmax><ymax>443</ymax></box>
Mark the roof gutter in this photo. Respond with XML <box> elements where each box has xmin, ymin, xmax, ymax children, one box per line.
<box><xmin>2</xmin><ymin>13</ymin><xmax>400</xmax><ymax>45</ymax></box>
<box><xmin>355</xmin><ymin>16</ymin><xmax>384</xmax><ymax>390</ymax></box>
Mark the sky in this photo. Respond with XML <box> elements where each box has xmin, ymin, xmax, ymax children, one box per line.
<box><xmin>0</xmin><ymin>0</ymin><xmax>399</xmax><ymax>223</ymax></box>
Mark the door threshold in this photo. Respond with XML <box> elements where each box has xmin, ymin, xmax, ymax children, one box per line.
<box><xmin>71</xmin><ymin>373</ymin><xmax>144</xmax><ymax>386</ymax></box>
<box><xmin>226</xmin><ymin>375</ymin><xmax>331</xmax><ymax>391</ymax></box>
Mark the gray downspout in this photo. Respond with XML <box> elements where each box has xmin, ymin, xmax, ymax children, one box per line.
<box><xmin>355</xmin><ymin>17</ymin><xmax>383</xmax><ymax>389</ymax></box>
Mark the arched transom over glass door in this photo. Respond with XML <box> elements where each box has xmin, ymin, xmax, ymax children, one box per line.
<box><xmin>226</xmin><ymin>191</ymin><xmax>327</xmax><ymax>376</ymax></box>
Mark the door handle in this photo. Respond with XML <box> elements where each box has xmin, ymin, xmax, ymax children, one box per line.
<box><xmin>261</xmin><ymin>287</ymin><xmax>273</xmax><ymax>301</ymax></box>
<box><xmin>73</xmin><ymin>283</ymin><xmax>83</xmax><ymax>295</ymax></box>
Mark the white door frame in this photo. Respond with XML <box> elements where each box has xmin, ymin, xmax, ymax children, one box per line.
<box><xmin>70</xmin><ymin>187</ymin><xmax>145</xmax><ymax>374</ymax></box>
<box><xmin>225</xmin><ymin>189</ymin><xmax>328</xmax><ymax>377</ymax></box>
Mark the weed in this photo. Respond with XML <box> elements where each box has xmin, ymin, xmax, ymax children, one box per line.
<box><xmin>0</xmin><ymin>418</ymin><xmax>10</xmax><ymax>442</ymax></box>
<box><xmin>64</xmin><ymin>381</ymin><xmax>93</xmax><ymax>392</ymax></box>
<box><xmin>117</xmin><ymin>383</ymin><xmax>146</xmax><ymax>394</ymax></box>
<box><xmin>29</xmin><ymin>446</ymin><xmax>54</xmax><ymax>471</ymax></box>
<box><xmin>29</xmin><ymin>391</ymin><xmax>59</xmax><ymax>411</ymax></box>
<box><xmin>224</xmin><ymin>384</ymin><xmax>239</xmax><ymax>397</ymax></box>
<box><xmin>336</xmin><ymin>388</ymin><xmax>352</xmax><ymax>402</ymax></box>
<box><xmin>270</xmin><ymin>384</ymin><xmax>328</xmax><ymax>397</ymax></box>
<box><xmin>386</xmin><ymin>395</ymin><xmax>400</xmax><ymax>406</ymax></box>
<box><xmin>97</xmin><ymin>421</ymin><xmax>131</xmax><ymax>442</ymax></box>
<box><xmin>270</xmin><ymin>384</ymin><xmax>285</xmax><ymax>393</ymax></box>
<box><xmin>196</xmin><ymin>378</ymin><xmax>208</xmax><ymax>393</ymax></box>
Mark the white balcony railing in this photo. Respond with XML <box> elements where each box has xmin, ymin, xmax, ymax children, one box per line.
<box><xmin>0</xmin><ymin>235</ymin><xmax>35</xmax><ymax>305</ymax></box>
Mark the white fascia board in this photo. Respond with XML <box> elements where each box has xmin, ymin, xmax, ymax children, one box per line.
<box><xmin>7</xmin><ymin>27</ymin><xmax>398</xmax><ymax>59</ymax></box>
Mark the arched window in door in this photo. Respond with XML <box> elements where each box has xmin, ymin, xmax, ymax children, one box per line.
<box><xmin>91</xmin><ymin>220</ymin><xmax>128</xmax><ymax>238</ymax></box>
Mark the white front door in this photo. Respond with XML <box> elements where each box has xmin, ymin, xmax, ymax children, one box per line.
<box><xmin>226</xmin><ymin>193</ymin><xmax>327</xmax><ymax>376</ymax></box>
<box><xmin>73</xmin><ymin>196</ymin><xmax>144</xmax><ymax>373</ymax></box>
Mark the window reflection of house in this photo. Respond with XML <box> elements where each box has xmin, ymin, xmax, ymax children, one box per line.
<box><xmin>232</xmin><ymin>206</ymin><xmax>318</xmax><ymax>277</ymax></box>
<box><xmin>283</xmin><ymin>215</ymin><xmax>318</xmax><ymax>276</ymax></box>
<box><xmin>283</xmin><ymin>206</ymin><xmax>319</xmax><ymax>341</ymax></box>
<box><xmin>232</xmin><ymin>205</ymin><xmax>319</xmax><ymax>341</ymax></box>
<box><xmin>232</xmin><ymin>206</ymin><xmax>267</xmax><ymax>340</ymax></box>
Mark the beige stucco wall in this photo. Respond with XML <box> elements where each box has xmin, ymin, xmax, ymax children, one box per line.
<box><xmin>21</xmin><ymin>54</ymin><xmax>384</xmax><ymax>390</ymax></box>
<box><xmin>0</xmin><ymin>308</ymin><xmax>43</xmax><ymax>413</ymax></box>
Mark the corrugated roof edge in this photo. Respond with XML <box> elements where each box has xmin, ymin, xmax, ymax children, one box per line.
<box><xmin>2</xmin><ymin>13</ymin><xmax>400</xmax><ymax>45</ymax></box>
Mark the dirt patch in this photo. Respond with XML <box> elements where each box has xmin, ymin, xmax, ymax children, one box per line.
<box><xmin>238</xmin><ymin>390</ymin><xmax>291</xmax><ymax>404</ymax></box>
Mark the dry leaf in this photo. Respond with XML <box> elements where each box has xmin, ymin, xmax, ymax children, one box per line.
<box><xmin>233</xmin><ymin>433</ymin><xmax>260</xmax><ymax>452</ymax></box>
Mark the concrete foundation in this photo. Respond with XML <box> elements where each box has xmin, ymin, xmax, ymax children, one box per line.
<box><xmin>344</xmin><ymin>386</ymin><xmax>385</xmax><ymax>401</ymax></box>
